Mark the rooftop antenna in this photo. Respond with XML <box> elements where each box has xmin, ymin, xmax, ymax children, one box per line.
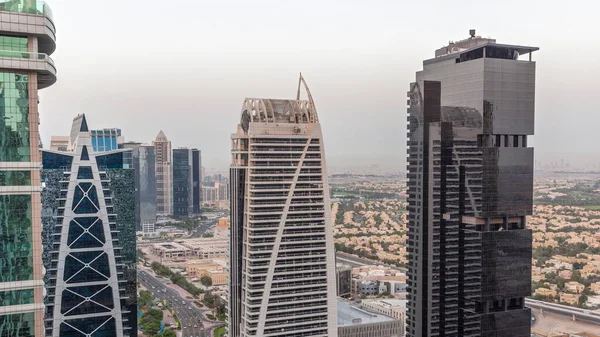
<box><xmin>469</xmin><ymin>29</ymin><xmax>476</xmax><ymax>38</ymax></box>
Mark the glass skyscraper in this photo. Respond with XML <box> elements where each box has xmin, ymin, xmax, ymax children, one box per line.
<box><xmin>229</xmin><ymin>76</ymin><xmax>338</xmax><ymax>337</ymax></box>
<box><xmin>192</xmin><ymin>148</ymin><xmax>202</xmax><ymax>214</ymax></box>
<box><xmin>153</xmin><ymin>131</ymin><xmax>172</xmax><ymax>216</ymax></box>
<box><xmin>41</xmin><ymin>114</ymin><xmax>137</xmax><ymax>337</ymax></box>
<box><xmin>0</xmin><ymin>1</ymin><xmax>57</xmax><ymax>336</ymax></box>
<box><xmin>172</xmin><ymin>148</ymin><xmax>193</xmax><ymax>217</ymax></box>
<box><xmin>406</xmin><ymin>32</ymin><xmax>537</xmax><ymax>337</ymax></box>
<box><xmin>121</xmin><ymin>142</ymin><xmax>157</xmax><ymax>230</ymax></box>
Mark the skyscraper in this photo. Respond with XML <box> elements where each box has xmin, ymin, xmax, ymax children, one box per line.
<box><xmin>41</xmin><ymin>114</ymin><xmax>137</xmax><ymax>337</ymax></box>
<box><xmin>406</xmin><ymin>31</ymin><xmax>537</xmax><ymax>337</ymax></box>
<box><xmin>90</xmin><ymin>128</ymin><xmax>123</xmax><ymax>152</ymax></box>
<box><xmin>172</xmin><ymin>148</ymin><xmax>193</xmax><ymax>217</ymax></box>
<box><xmin>153</xmin><ymin>130</ymin><xmax>173</xmax><ymax>216</ymax></box>
<box><xmin>121</xmin><ymin>142</ymin><xmax>157</xmax><ymax>230</ymax></box>
<box><xmin>0</xmin><ymin>1</ymin><xmax>57</xmax><ymax>336</ymax></box>
<box><xmin>192</xmin><ymin>148</ymin><xmax>202</xmax><ymax>214</ymax></box>
<box><xmin>229</xmin><ymin>76</ymin><xmax>338</xmax><ymax>337</ymax></box>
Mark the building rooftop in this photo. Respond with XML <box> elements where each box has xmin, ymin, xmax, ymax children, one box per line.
<box><xmin>337</xmin><ymin>299</ymin><xmax>395</xmax><ymax>326</ymax></box>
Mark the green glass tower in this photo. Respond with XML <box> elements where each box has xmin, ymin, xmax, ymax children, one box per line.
<box><xmin>0</xmin><ymin>1</ymin><xmax>57</xmax><ymax>336</ymax></box>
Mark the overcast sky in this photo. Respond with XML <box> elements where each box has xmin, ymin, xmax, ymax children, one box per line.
<box><xmin>40</xmin><ymin>0</ymin><xmax>599</xmax><ymax>170</ymax></box>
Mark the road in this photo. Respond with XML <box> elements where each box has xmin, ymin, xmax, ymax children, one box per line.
<box><xmin>138</xmin><ymin>269</ymin><xmax>214</xmax><ymax>337</ymax></box>
<box><xmin>526</xmin><ymin>298</ymin><xmax>600</xmax><ymax>325</ymax></box>
<box><xmin>336</xmin><ymin>252</ymin><xmax>407</xmax><ymax>272</ymax></box>
<box><xmin>190</xmin><ymin>212</ymin><xmax>228</xmax><ymax>238</ymax></box>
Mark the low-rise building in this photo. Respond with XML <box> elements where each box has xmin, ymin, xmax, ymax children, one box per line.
<box><xmin>560</xmin><ymin>292</ymin><xmax>581</xmax><ymax>306</ymax></box>
<box><xmin>185</xmin><ymin>260</ymin><xmax>228</xmax><ymax>285</ymax></box>
<box><xmin>337</xmin><ymin>299</ymin><xmax>404</xmax><ymax>337</ymax></box>
<box><xmin>360</xmin><ymin>299</ymin><xmax>407</xmax><ymax>321</ymax></box>
<box><xmin>535</xmin><ymin>288</ymin><xmax>558</xmax><ymax>298</ymax></box>
<box><xmin>565</xmin><ymin>281</ymin><xmax>585</xmax><ymax>294</ymax></box>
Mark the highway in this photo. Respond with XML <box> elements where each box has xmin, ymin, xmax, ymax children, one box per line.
<box><xmin>336</xmin><ymin>252</ymin><xmax>407</xmax><ymax>272</ymax></box>
<box><xmin>526</xmin><ymin>298</ymin><xmax>600</xmax><ymax>325</ymax></box>
<box><xmin>138</xmin><ymin>269</ymin><xmax>209</xmax><ymax>337</ymax></box>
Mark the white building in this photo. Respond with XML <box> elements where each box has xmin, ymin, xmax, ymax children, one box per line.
<box><xmin>229</xmin><ymin>76</ymin><xmax>338</xmax><ymax>337</ymax></box>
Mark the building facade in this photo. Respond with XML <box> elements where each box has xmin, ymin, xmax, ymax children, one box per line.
<box><xmin>121</xmin><ymin>142</ymin><xmax>157</xmax><ymax>230</ymax></box>
<box><xmin>229</xmin><ymin>76</ymin><xmax>338</xmax><ymax>337</ymax></box>
<box><xmin>50</xmin><ymin>136</ymin><xmax>69</xmax><ymax>151</ymax></box>
<box><xmin>41</xmin><ymin>114</ymin><xmax>137</xmax><ymax>337</ymax></box>
<box><xmin>153</xmin><ymin>130</ymin><xmax>172</xmax><ymax>216</ymax></box>
<box><xmin>406</xmin><ymin>32</ymin><xmax>537</xmax><ymax>337</ymax></box>
<box><xmin>90</xmin><ymin>128</ymin><xmax>123</xmax><ymax>152</ymax></box>
<box><xmin>0</xmin><ymin>1</ymin><xmax>57</xmax><ymax>336</ymax></box>
<box><xmin>192</xmin><ymin>148</ymin><xmax>202</xmax><ymax>214</ymax></box>
<box><xmin>172</xmin><ymin>148</ymin><xmax>193</xmax><ymax>217</ymax></box>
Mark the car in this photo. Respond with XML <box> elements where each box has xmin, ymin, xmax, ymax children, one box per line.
<box><xmin>188</xmin><ymin>306</ymin><xmax>192</xmax><ymax>310</ymax></box>
<box><xmin>182</xmin><ymin>300</ymin><xmax>186</xmax><ymax>304</ymax></box>
<box><xmin>193</xmin><ymin>325</ymin><xmax>197</xmax><ymax>328</ymax></box>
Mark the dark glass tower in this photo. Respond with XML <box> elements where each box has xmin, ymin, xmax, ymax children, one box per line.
<box><xmin>406</xmin><ymin>32</ymin><xmax>537</xmax><ymax>337</ymax></box>
<box><xmin>172</xmin><ymin>148</ymin><xmax>193</xmax><ymax>217</ymax></box>
<box><xmin>192</xmin><ymin>148</ymin><xmax>202</xmax><ymax>214</ymax></box>
<box><xmin>41</xmin><ymin>114</ymin><xmax>137</xmax><ymax>337</ymax></box>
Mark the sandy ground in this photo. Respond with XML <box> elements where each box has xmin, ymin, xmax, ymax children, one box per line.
<box><xmin>532</xmin><ymin>308</ymin><xmax>600</xmax><ymax>335</ymax></box>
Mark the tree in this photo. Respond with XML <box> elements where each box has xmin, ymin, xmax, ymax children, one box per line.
<box><xmin>138</xmin><ymin>290</ymin><xmax>154</xmax><ymax>309</ymax></box>
<box><xmin>143</xmin><ymin>320</ymin><xmax>161</xmax><ymax>336</ymax></box>
<box><xmin>201</xmin><ymin>275</ymin><xmax>213</xmax><ymax>287</ymax></box>
<box><xmin>204</xmin><ymin>291</ymin><xmax>215</xmax><ymax>307</ymax></box>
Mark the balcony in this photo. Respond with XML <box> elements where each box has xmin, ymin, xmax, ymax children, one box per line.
<box><xmin>0</xmin><ymin>50</ymin><xmax>56</xmax><ymax>88</ymax></box>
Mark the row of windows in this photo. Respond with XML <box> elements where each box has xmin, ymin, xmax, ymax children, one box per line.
<box><xmin>0</xmin><ymin>288</ymin><xmax>33</xmax><ymax>307</ymax></box>
<box><xmin>0</xmin><ymin>35</ymin><xmax>28</xmax><ymax>59</ymax></box>
<box><xmin>0</xmin><ymin>312</ymin><xmax>34</xmax><ymax>337</ymax></box>
<box><xmin>0</xmin><ymin>170</ymin><xmax>30</xmax><ymax>186</ymax></box>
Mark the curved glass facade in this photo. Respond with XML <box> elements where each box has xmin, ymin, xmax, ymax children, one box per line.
<box><xmin>0</xmin><ymin>72</ymin><xmax>29</xmax><ymax>162</ymax></box>
<box><xmin>0</xmin><ymin>0</ymin><xmax>53</xmax><ymax>21</ymax></box>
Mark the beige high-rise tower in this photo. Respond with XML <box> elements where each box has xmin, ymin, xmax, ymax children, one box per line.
<box><xmin>229</xmin><ymin>76</ymin><xmax>338</xmax><ymax>337</ymax></box>
<box><xmin>153</xmin><ymin>130</ymin><xmax>173</xmax><ymax>216</ymax></box>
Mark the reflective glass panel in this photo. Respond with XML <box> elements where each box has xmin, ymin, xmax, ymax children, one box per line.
<box><xmin>0</xmin><ymin>195</ymin><xmax>33</xmax><ymax>282</ymax></box>
<box><xmin>0</xmin><ymin>171</ymin><xmax>30</xmax><ymax>186</ymax></box>
<box><xmin>0</xmin><ymin>72</ymin><xmax>29</xmax><ymax>162</ymax></box>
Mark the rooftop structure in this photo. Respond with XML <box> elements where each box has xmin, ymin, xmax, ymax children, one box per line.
<box><xmin>337</xmin><ymin>299</ymin><xmax>404</xmax><ymax>337</ymax></box>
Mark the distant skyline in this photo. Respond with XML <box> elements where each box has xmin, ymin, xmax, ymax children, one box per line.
<box><xmin>40</xmin><ymin>0</ymin><xmax>600</xmax><ymax>170</ymax></box>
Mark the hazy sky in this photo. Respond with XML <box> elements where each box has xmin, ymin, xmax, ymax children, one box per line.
<box><xmin>40</xmin><ymin>0</ymin><xmax>600</xmax><ymax>170</ymax></box>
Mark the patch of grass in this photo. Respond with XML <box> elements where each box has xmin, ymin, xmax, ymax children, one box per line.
<box><xmin>583</xmin><ymin>205</ymin><xmax>600</xmax><ymax>211</ymax></box>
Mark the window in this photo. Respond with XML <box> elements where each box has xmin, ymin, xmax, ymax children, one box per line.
<box><xmin>0</xmin><ymin>35</ymin><xmax>28</xmax><ymax>59</ymax></box>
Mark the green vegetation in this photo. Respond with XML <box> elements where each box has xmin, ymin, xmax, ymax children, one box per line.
<box><xmin>202</xmin><ymin>232</ymin><xmax>215</xmax><ymax>238</ymax></box>
<box><xmin>140</xmin><ymin>308</ymin><xmax>163</xmax><ymax>335</ymax></box>
<box><xmin>155</xmin><ymin>330</ymin><xmax>176</xmax><ymax>337</ymax></box>
<box><xmin>214</xmin><ymin>326</ymin><xmax>227</xmax><ymax>337</ymax></box>
<box><xmin>203</xmin><ymin>291</ymin><xmax>226</xmax><ymax>320</ymax></box>
<box><xmin>151</xmin><ymin>262</ymin><xmax>204</xmax><ymax>296</ymax></box>
<box><xmin>584</xmin><ymin>205</ymin><xmax>600</xmax><ymax>211</ymax></box>
<box><xmin>201</xmin><ymin>275</ymin><xmax>213</xmax><ymax>287</ymax></box>
<box><xmin>538</xmin><ymin>183</ymin><xmax>600</xmax><ymax>207</ymax></box>
<box><xmin>138</xmin><ymin>290</ymin><xmax>154</xmax><ymax>308</ymax></box>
